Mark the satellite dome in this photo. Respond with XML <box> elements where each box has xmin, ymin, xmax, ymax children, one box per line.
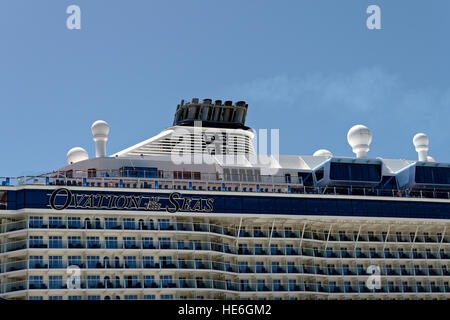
<box><xmin>413</xmin><ymin>133</ymin><xmax>429</xmax><ymax>150</ymax></box>
<box><xmin>427</xmin><ymin>156</ymin><xmax>435</xmax><ymax>162</ymax></box>
<box><xmin>347</xmin><ymin>124</ymin><xmax>372</xmax><ymax>158</ymax></box>
<box><xmin>91</xmin><ymin>120</ymin><xmax>110</xmax><ymax>137</ymax></box>
<box><xmin>66</xmin><ymin>147</ymin><xmax>88</xmax><ymax>164</ymax></box>
<box><xmin>313</xmin><ymin>149</ymin><xmax>333</xmax><ymax>157</ymax></box>
<box><xmin>413</xmin><ymin>133</ymin><xmax>429</xmax><ymax>162</ymax></box>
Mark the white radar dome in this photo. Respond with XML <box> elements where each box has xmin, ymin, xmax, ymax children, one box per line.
<box><xmin>413</xmin><ymin>133</ymin><xmax>429</xmax><ymax>162</ymax></box>
<box><xmin>313</xmin><ymin>149</ymin><xmax>333</xmax><ymax>157</ymax></box>
<box><xmin>347</xmin><ymin>124</ymin><xmax>372</xmax><ymax>158</ymax></box>
<box><xmin>91</xmin><ymin>120</ymin><xmax>110</xmax><ymax>158</ymax></box>
<box><xmin>91</xmin><ymin>120</ymin><xmax>110</xmax><ymax>137</ymax></box>
<box><xmin>66</xmin><ymin>147</ymin><xmax>88</xmax><ymax>164</ymax></box>
<box><xmin>427</xmin><ymin>156</ymin><xmax>435</xmax><ymax>162</ymax></box>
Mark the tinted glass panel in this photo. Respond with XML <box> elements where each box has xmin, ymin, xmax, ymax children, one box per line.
<box><xmin>336</xmin><ymin>199</ymin><xmax>353</xmax><ymax>214</ymax></box>
<box><xmin>225</xmin><ymin>197</ymin><xmax>242</xmax><ymax>213</ymax></box>
<box><xmin>379</xmin><ymin>176</ymin><xmax>397</xmax><ymax>189</ymax></box>
<box><xmin>330</xmin><ymin>163</ymin><xmax>381</xmax><ymax>182</ymax></box>
<box><xmin>415</xmin><ymin>166</ymin><xmax>450</xmax><ymax>185</ymax></box>
<box><xmin>329</xmin><ymin>163</ymin><xmax>348</xmax><ymax>180</ymax></box>
<box><xmin>121</xmin><ymin>167</ymin><xmax>158</xmax><ymax>178</ymax></box>
<box><xmin>242</xmin><ymin>197</ymin><xmax>259</xmax><ymax>213</ymax></box>
<box><xmin>315</xmin><ymin>168</ymin><xmax>325</xmax><ymax>181</ymax></box>
<box><xmin>259</xmin><ymin>198</ymin><xmax>276</xmax><ymax>213</ymax></box>
<box><xmin>298</xmin><ymin>172</ymin><xmax>314</xmax><ymax>186</ymax></box>
<box><xmin>278</xmin><ymin>198</ymin><xmax>295</xmax><ymax>214</ymax></box>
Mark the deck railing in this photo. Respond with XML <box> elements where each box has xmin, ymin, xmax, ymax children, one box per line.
<box><xmin>1</xmin><ymin>236</ymin><xmax>449</xmax><ymax>260</ymax></box>
<box><xmin>1</xmin><ymin>279</ymin><xmax>450</xmax><ymax>295</ymax></box>
<box><xmin>1</xmin><ymin>258</ymin><xmax>450</xmax><ymax>277</ymax></box>
<box><xmin>0</xmin><ymin>171</ymin><xmax>449</xmax><ymax>201</ymax></box>
<box><xmin>1</xmin><ymin>220</ymin><xmax>450</xmax><ymax>246</ymax></box>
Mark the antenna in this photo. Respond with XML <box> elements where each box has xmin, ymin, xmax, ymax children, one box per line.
<box><xmin>91</xmin><ymin>120</ymin><xmax>110</xmax><ymax>158</ymax></box>
<box><xmin>347</xmin><ymin>124</ymin><xmax>372</xmax><ymax>158</ymax></box>
<box><xmin>413</xmin><ymin>133</ymin><xmax>429</xmax><ymax>162</ymax></box>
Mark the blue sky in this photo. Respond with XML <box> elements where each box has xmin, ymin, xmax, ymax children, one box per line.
<box><xmin>0</xmin><ymin>0</ymin><xmax>449</xmax><ymax>176</ymax></box>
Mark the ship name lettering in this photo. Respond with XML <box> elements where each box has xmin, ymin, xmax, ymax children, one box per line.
<box><xmin>48</xmin><ymin>188</ymin><xmax>214</xmax><ymax>213</ymax></box>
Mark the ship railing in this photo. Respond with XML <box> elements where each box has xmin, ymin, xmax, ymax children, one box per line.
<box><xmin>0</xmin><ymin>260</ymin><xmax>28</xmax><ymax>273</ymax></box>
<box><xmin>2</xmin><ymin>236</ymin><xmax>449</xmax><ymax>261</ymax></box>
<box><xmin>1</xmin><ymin>258</ymin><xmax>449</xmax><ymax>277</ymax></box>
<box><xmin>2</xmin><ymin>219</ymin><xmax>240</xmax><ymax>236</ymax></box>
<box><xmin>2</xmin><ymin>218</ymin><xmax>450</xmax><ymax>246</ymax></box>
<box><xmin>25</xmin><ymin>221</ymin><xmax>238</xmax><ymax>236</ymax></box>
<box><xmin>2</xmin><ymin>230</ymin><xmax>450</xmax><ymax>257</ymax></box>
<box><xmin>0</xmin><ymin>239</ymin><xmax>27</xmax><ymax>254</ymax></box>
<box><xmin>1</xmin><ymin>278</ymin><xmax>450</xmax><ymax>295</ymax></box>
<box><xmin>2</xmin><ymin>259</ymin><xmax>450</xmax><ymax>284</ymax></box>
<box><xmin>1</xmin><ymin>174</ymin><xmax>450</xmax><ymax>201</ymax></box>
<box><xmin>1</xmin><ymin>220</ymin><xmax>27</xmax><ymax>233</ymax></box>
<box><xmin>1</xmin><ymin>280</ymin><xmax>27</xmax><ymax>294</ymax></box>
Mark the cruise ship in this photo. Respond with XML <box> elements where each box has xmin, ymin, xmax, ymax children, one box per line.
<box><xmin>0</xmin><ymin>98</ymin><xmax>449</xmax><ymax>301</ymax></box>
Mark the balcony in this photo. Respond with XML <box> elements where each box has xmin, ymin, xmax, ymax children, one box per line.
<box><xmin>3</xmin><ymin>258</ymin><xmax>446</xmax><ymax>280</ymax></box>
<box><xmin>3</xmin><ymin>218</ymin><xmax>450</xmax><ymax>254</ymax></box>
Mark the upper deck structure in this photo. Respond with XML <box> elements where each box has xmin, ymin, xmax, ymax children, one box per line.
<box><xmin>0</xmin><ymin>98</ymin><xmax>449</xmax><ymax>300</ymax></box>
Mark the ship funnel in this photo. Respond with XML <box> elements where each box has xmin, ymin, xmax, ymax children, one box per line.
<box><xmin>91</xmin><ymin>120</ymin><xmax>110</xmax><ymax>158</ymax></box>
<box><xmin>347</xmin><ymin>124</ymin><xmax>372</xmax><ymax>158</ymax></box>
<box><xmin>413</xmin><ymin>133</ymin><xmax>430</xmax><ymax>162</ymax></box>
<box><xmin>172</xmin><ymin>98</ymin><xmax>248</xmax><ymax>129</ymax></box>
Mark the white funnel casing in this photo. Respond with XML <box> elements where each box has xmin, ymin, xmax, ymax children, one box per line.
<box><xmin>347</xmin><ymin>124</ymin><xmax>372</xmax><ymax>158</ymax></box>
<box><xmin>413</xmin><ymin>133</ymin><xmax>429</xmax><ymax>162</ymax></box>
<box><xmin>91</xmin><ymin>120</ymin><xmax>110</xmax><ymax>158</ymax></box>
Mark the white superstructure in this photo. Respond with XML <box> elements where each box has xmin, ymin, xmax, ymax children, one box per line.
<box><xmin>0</xmin><ymin>98</ymin><xmax>449</xmax><ymax>301</ymax></box>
